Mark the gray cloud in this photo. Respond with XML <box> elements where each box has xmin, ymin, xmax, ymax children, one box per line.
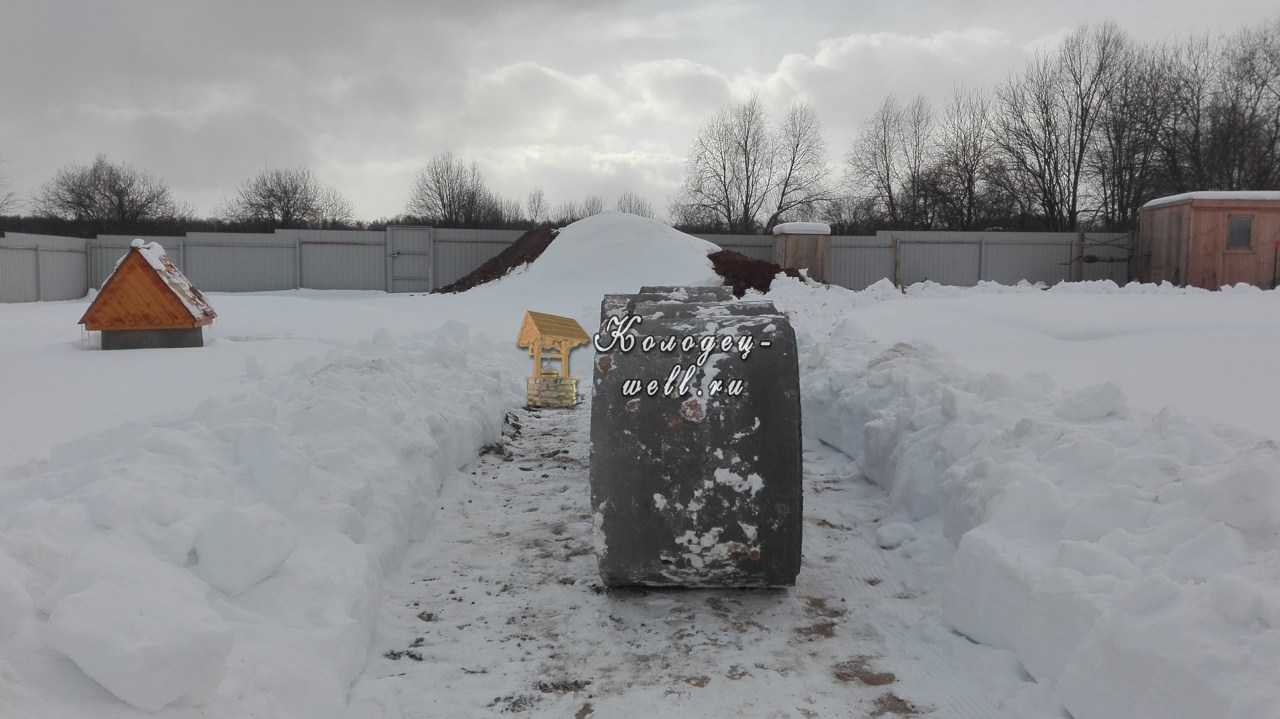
<box><xmin>2</xmin><ymin>0</ymin><xmax>1275</xmax><ymax>221</ymax></box>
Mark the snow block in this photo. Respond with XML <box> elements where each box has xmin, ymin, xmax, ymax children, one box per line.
<box><xmin>590</xmin><ymin>286</ymin><xmax>802</xmax><ymax>587</ymax></box>
<box><xmin>45</xmin><ymin>578</ymin><xmax>233</xmax><ymax>711</ymax></box>
<box><xmin>41</xmin><ymin>545</ymin><xmax>233</xmax><ymax>712</ymax></box>
<box><xmin>193</xmin><ymin>504</ymin><xmax>298</xmax><ymax>596</ymax></box>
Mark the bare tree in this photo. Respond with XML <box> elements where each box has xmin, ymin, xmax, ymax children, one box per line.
<box><xmin>581</xmin><ymin>195</ymin><xmax>605</xmax><ymax>217</ymax></box>
<box><xmin>673</xmin><ymin>96</ymin><xmax>769</xmax><ymax>232</ymax></box>
<box><xmin>1151</xmin><ymin>34</ymin><xmax>1217</xmax><ymax>193</ymax></box>
<box><xmin>405</xmin><ymin>152</ymin><xmax>504</xmax><ymax>227</ymax></box>
<box><xmin>995</xmin><ymin>22</ymin><xmax>1126</xmax><ymax>230</ymax></box>
<box><xmin>1089</xmin><ymin>41</ymin><xmax>1163</xmax><ymax>229</ymax></box>
<box><xmin>219</xmin><ymin>166</ymin><xmax>353</xmax><ymax>229</ymax></box>
<box><xmin>667</xmin><ymin>200</ymin><xmax>719</xmax><ymax>231</ymax></box>
<box><xmin>899</xmin><ymin>95</ymin><xmax>936</xmax><ymax>227</ymax></box>
<box><xmin>845</xmin><ymin>95</ymin><xmax>906</xmax><ymax>226</ymax></box>
<box><xmin>763</xmin><ymin>102</ymin><xmax>833</xmax><ymax>230</ymax></box>
<box><xmin>500</xmin><ymin>197</ymin><xmax>525</xmax><ymax>225</ymax></box>
<box><xmin>615</xmin><ymin>191</ymin><xmax>654</xmax><ymax>218</ymax></box>
<box><xmin>820</xmin><ymin>195</ymin><xmax>878</xmax><ymax>235</ymax></box>
<box><xmin>552</xmin><ymin>200</ymin><xmax>581</xmax><ymax>226</ymax></box>
<box><xmin>31</xmin><ymin>154</ymin><xmax>185</xmax><ymax>229</ymax></box>
<box><xmin>0</xmin><ymin>156</ymin><xmax>17</xmax><ymax>215</ymax></box>
<box><xmin>527</xmin><ymin>186</ymin><xmax>547</xmax><ymax>226</ymax></box>
<box><xmin>674</xmin><ymin>95</ymin><xmax>832</xmax><ymax>233</ymax></box>
<box><xmin>935</xmin><ymin>87</ymin><xmax>996</xmax><ymax>229</ymax></box>
<box><xmin>1210</xmin><ymin>22</ymin><xmax>1280</xmax><ymax>189</ymax></box>
<box><xmin>1132</xmin><ymin>25</ymin><xmax>1280</xmax><ymax>197</ymax></box>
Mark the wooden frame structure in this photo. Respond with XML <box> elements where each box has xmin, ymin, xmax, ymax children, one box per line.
<box><xmin>1138</xmin><ymin>192</ymin><xmax>1280</xmax><ymax>289</ymax></box>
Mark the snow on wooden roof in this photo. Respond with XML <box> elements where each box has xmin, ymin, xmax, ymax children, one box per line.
<box><xmin>79</xmin><ymin>240</ymin><xmax>217</xmax><ymax>331</ymax></box>
<box><xmin>1142</xmin><ymin>191</ymin><xmax>1280</xmax><ymax>210</ymax></box>
<box><xmin>516</xmin><ymin>311</ymin><xmax>589</xmax><ymax>350</ymax></box>
<box><xmin>772</xmin><ymin>221</ymin><xmax>831</xmax><ymax>235</ymax></box>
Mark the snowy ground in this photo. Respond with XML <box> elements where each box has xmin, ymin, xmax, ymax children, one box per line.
<box><xmin>2</xmin><ymin>212</ymin><xmax>1279</xmax><ymax>718</ymax></box>
<box><xmin>348</xmin><ymin>400</ymin><xmax>1051</xmax><ymax>719</ymax></box>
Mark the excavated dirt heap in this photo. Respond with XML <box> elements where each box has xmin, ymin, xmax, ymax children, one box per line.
<box><xmin>433</xmin><ymin>227</ymin><xmax>559</xmax><ymax>294</ymax></box>
<box><xmin>434</xmin><ymin>227</ymin><xmax>804</xmax><ymax>297</ymax></box>
<box><xmin>708</xmin><ymin>250</ymin><xmax>803</xmax><ymax>297</ymax></box>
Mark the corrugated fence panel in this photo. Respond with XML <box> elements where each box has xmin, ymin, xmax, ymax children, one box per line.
<box><xmin>693</xmin><ymin>234</ymin><xmax>775</xmax><ymax>261</ymax></box>
<box><xmin>187</xmin><ymin>241</ymin><xmax>294</xmax><ymax>292</ymax></box>
<box><xmin>283</xmin><ymin>230</ymin><xmax>387</xmax><ymax>291</ymax></box>
<box><xmin>183</xmin><ymin>233</ymin><xmax>294</xmax><ymax>291</ymax></box>
<box><xmin>830</xmin><ymin>236</ymin><xmax>891</xmax><ymax>290</ymax></box>
<box><xmin>433</xmin><ymin>241</ymin><xmax>518</xmax><ymax>288</ymax></box>
<box><xmin>1082</xmin><ymin>233</ymin><xmax>1133</xmax><ymax>284</ymax></box>
<box><xmin>889</xmin><ymin>232</ymin><xmax>982</xmax><ymax>286</ymax></box>
<box><xmin>2</xmin><ymin>227</ymin><xmax>1140</xmax><ymax>303</ymax></box>
<box><xmin>40</xmin><ymin>246</ymin><xmax>89</xmax><ymax>300</ymax></box>
<box><xmin>1</xmin><ymin>233</ymin><xmax>89</xmax><ymax>302</ymax></box>
<box><xmin>432</xmin><ymin>229</ymin><xmax>523</xmax><ymax>288</ymax></box>
<box><xmin>981</xmin><ymin>237</ymin><xmax>1073</xmax><ymax>285</ymax></box>
<box><xmin>0</xmin><ymin>245</ymin><xmax>38</xmax><ymax>302</ymax></box>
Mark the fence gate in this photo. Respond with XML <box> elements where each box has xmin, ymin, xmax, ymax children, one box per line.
<box><xmin>387</xmin><ymin>226</ymin><xmax>433</xmax><ymax>293</ymax></box>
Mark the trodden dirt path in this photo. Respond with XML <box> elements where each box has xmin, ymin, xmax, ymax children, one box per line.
<box><xmin>348</xmin><ymin>399</ymin><xmax>1055</xmax><ymax>719</ymax></box>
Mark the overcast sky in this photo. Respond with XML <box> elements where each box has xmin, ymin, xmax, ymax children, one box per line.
<box><xmin>2</xmin><ymin>0</ymin><xmax>1276</xmax><ymax>223</ymax></box>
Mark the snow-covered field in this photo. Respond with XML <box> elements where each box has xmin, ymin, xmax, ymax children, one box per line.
<box><xmin>2</xmin><ymin>211</ymin><xmax>1279</xmax><ymax>718</ymax></box>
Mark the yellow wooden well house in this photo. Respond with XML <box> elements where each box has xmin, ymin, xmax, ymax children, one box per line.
<box><xmin>516</xmin><ymin>311</ymin><xmax>589</xmax><ymax>407</ymax></box>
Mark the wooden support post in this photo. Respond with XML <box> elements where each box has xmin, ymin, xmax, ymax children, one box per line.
<box><xmin>892</xmin><ymin>236</ymin><xmax>901</xmax><ymax>289</ymax></box>
<box><xmin>1074</xmin><ymin>230</ymin><xmax>1085</xmax><ymax>282</ymax></box>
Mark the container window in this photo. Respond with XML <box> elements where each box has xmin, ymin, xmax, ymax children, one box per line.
<box><xmin>1228</xmin><ymin>215</ymin><xmax>1253</xmax><ymax>249</ymax></box>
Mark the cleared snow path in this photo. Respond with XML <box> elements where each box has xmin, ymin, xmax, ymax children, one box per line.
<box><xmin>349</xmin><ymin>399</ymin><xmax>1058</xmax><ymax>718</ymax></box>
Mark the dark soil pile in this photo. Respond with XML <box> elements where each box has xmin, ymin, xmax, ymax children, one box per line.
<box><xmin>708</xmin><ymin>250</ymin><xmax>804</xmax><ymax>297</ymax></box>
<box><xmin>432</xmin><ymin>227</ymin><xmax>558</xmax><ymax>294</ymax></box>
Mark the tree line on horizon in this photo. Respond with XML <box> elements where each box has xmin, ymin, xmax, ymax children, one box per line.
<box><xmin>1</xmin><ymin>17</ymin><xmax>1275</xmax><ymax>239</ymax></box>
<box><xmin>0</xmin><ymin>152</ymin><xmax>648</xmax><ymax>238</ymax></box>
<box><xmin>675</xmin><ymin>18</ymin><xmax>1279</xmax><ymax>234</ymax></box>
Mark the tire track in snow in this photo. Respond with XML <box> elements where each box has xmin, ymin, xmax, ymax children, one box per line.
<box><xmin>349</xmin><ymin>399</ymin><xmax>1048</xmax><ymax>718</ymax></box>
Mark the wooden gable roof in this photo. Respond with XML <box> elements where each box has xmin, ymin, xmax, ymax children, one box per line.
<box><xmin>79</xmin><ymin>241</ymin><xmax>217</xmax><ymax>331</ymax></box>
<box><xmin>516</xmin><ymin>311</ymin><xmax>590</xmax><ymax>350</ymax></box>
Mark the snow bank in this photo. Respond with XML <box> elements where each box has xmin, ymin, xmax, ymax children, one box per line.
<box><xmin>0</xmin><ymin>322</ymin><xmax>523</xmax><ymax>716</ymax></box>
<box><xmin>769</xmin><ymin>276</ymin><xmax>1280</xmax><ymax>719</ymax></box>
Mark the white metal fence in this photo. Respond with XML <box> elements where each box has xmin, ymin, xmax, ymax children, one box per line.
<box><xmin>696</xmin><ymin>231</ymin><xmax>1131</xmax><ymax>290</ymax></box>
<box><xmin>0</xmin><ymin>233</ymin><xmax>92</xmax><ymax>302</ymax></box>
<box><xmin>1</xmin><ymin>227</ymin><xmax>1133</xmax><ymax>303</ymax></box>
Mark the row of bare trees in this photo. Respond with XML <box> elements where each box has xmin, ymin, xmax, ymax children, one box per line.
<box><xmin>670</xmin><ymin>96</ymin><xmax>831</xmax><ymax>233</ymax></box>
<box><xmin>2</xmin><ymin>151</ymin><xmax>656</xmax><ymax>236</ymax></box>
<box><xmin>1</xmin><ymin>155</ymin><xmax>356</xmax><ymax>235</ymax></box>
<box><xmin>402</xmin><ymin>150</ymin><xmax>654</xmax><ymax>228</ymax></box>
<box><xmin>846</xmin><ymin>20</ymin><xmax>1280</xmax><ymax>231</ymax></box>
<box><xmin>674</xmin><ymin>18</ymin><xmax>1279</xmax><ymax>233</ymax></box>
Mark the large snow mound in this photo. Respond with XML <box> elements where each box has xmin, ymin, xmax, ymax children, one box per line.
<box><xmin>769</xmin><ymin>276</ymin><xmax>1280</xmax><ymax>719</ymax></box>
<box><xmin>479</xmin><ymin>211</ymin><xmax>720</xmax><ymax>312</ymax></box>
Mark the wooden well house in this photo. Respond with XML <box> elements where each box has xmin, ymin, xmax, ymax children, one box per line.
<box><xmin>79</xmin><ymin>239</ymin><xmax>217</xmax><ymax>349</ymax></box>
<box><xmin>517</xmin><ymin>311</ymin><xmax>589</xmax><ymax>407</ymax></box>
<box><xmin>1138</xmin><ymin>191</ymin><xmax>1280</xmax><ymax>289</ymax></box>
<box><xmin>772</xmin><ymin>221</ymin><xmax>831</xmax><ymax>283</ymax></box>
